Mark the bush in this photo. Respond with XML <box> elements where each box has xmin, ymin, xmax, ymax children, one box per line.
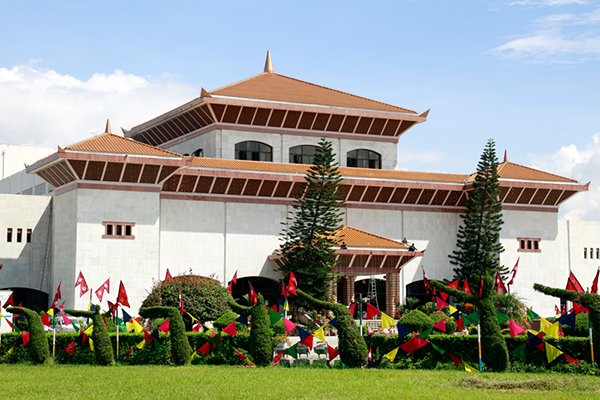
<box><xmin>65</xmin><ymin>307</ymin><xmax>114</xmax><ymax>366</ymax></box>
<box><xmin>140</xmin><ymin>306</ymin><xmax>192</xmax><ymax>365</ymax></box>
<box><xmin>398</xmin><ymin>310</ymin><xmax>434</xmax><ymax>333</ymax></box>
<box><xmin>562</xmin><ymin>313</ymin><xmax>589</xmax><ymax>337</ymax></box>
<box><xmin>213</xmin><ymin>311</ymin><xmax>248</xmax><ymax>333</ymax></box>
<box><xmin>228</xmin><ymin>295</ymin><xmax>273</xmax><ymax>366</ymax></box>
<box><xmin>6</xmin><ymin>307</ymin><xmax>50</xmax><ymax>364</ymax></box>
<box><xmin>141</xmin><ymin>274</ymin><xmax>232</xmax><ymax>329</ymax></box>
<box><xmin>430</xmin><ymin>311</ymin><xmax>457</xmax><ymax>334</ymax></box>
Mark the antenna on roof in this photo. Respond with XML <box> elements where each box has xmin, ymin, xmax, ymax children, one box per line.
<box><xmin>105</xmin><ymin>119</ymin><xmax>112</xmax><ymax>134</ymax></box>
<box><xmin>264</xmin><ymin>50</ymin><xmax>274</xmax><ymax>74</ymax></box>
<box><xmin>503</xmin><ymin>150</ymin><xmax>508</xmax><ymax>163</ymax></box>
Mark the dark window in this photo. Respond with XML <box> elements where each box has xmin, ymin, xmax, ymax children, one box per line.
<box><xmin>518</xmin><ymin>238</ymin><xmax>541</xmax><ymax>253</ymax></box>
<box><xmin>116</xmin><ymin>225</ymin><xmax>122</xmax><ymax>236</ymax></box>
<box><xmin>27</xmin><ymin>229</ymin><xmax>32</xmax><ymax>243</ymax></box>
<box><xmin>103</xmin><ymin>222</ymin><xmax>135</xmax><ymax>239</ymax></box>
<box><xmin>235</xmin><ymin>141</ymin><xmax>272</xmax><ymax>162</ymax></box>
<box><xmin>16</xmin><ymin>229</ymin><xmax>22</xmax><ymax>243</ymax></box>
<box><xmin>527</xmin><ymin>240</ymin><xmax>532</xmax><ymax>250</ymax></box>
<box><xmin>347</xmin><ymin>149</ymin><xmax>381</xmax><ymax>169</ymax></box>
<box><xmin>125</xmin><ymin>225</ymin><xmax>131</xmax><ymax>236</ymax></box>
<box><xmin>584</xmin><ymin>248</ymin><xmax>587</xmax><ymax>259</ymax></box>
<box><xmin>7</xmin><ymin>228</ymin><xmax>12</xmax><ymax>242</ymax></box>
<box><xmin>289</xmin><ymin>145</ymin><xmax>319</xmax><ymax>164</ymax></box>
<box><xmin>106</xmin><ymin>224</ymin><xmax>113</xmax><ymax>236</ymax></box>
<box><xmin>597</xmin><ymin>248</ymin><xmax>599</xmax><ymax>259</ymax></box>
<box><xmin>520</xmin><ymin>240</ymin><xmax>525</xmax><ymax>249</ymax></box>
<box><xmin>533</xmin><ymin>241</ymin><xmax>538</xmax><ymax>250</ymax></box>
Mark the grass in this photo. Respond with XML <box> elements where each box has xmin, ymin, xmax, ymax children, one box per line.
<box><xmin>1</xmin><ymin>364</ymin><xmax>599</xmax><ymax>399</ymax></box>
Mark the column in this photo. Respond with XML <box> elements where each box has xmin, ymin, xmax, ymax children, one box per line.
<box><xmin>386</xmin><ymin>272</ymin><xmax>399</xmax><ymax>317</ymax></box>
<box><xmin>343</xmin><ymin>276</ymin><xmax>355</xmax><ymax>306</ymax></box>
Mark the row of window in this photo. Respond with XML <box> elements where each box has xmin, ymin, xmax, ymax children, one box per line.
<box><xmin>233</xmin><ymin>141</ymin><xmax>382</xmax><ymax>169</ymax></box>
<box><xmin>6</xmin><ymin>228</ymin><xmax>32</xmax><ymax>243</ymax></box>
<box><xmin>584</xmin><ymin>248</ymin><xmax>599</xmax><ymax>259</ymax></box>
<box><xmin>102</xmin><ymin>222</ymin><xmax>135</xmax><ymax>239</ymax></box>
<box><xmin>518</xmin><ymin>238</ymin><xmax>541</xmax><ymax>252</ymax></box>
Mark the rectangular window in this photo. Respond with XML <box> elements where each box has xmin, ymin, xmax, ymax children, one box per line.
<box><xmin>584</xmin><ymin>248</ymin><xmax>587</xmax><ymax>259</ymax></box>
<box><xmin>102</xmin><ymin>222</ymin><xmax>135</xmax><ymax>239</ymax></box>
<box><xmin>518</xmin><ymin>238</ymin><xmax>541</xmax><ymax>253</ymax></box>
<box><xmin>7</xmin><ymin>228</ymin><xmax>12</xmax><ymax>242</ymax></box>
<box><xmin>592</xmin><ymin>247</ymin><xmax>595</xmax><ymax>259</ymax></box>
<box><xmin>27</xmin><ymin>229</ymin><xmax>32</xmax><ymax>243</ymax></box>
<box><xmin>16</xmin><ymin>228</ymin><xmax>22</xmax><ymax>243</ymax></box>
<box><xmin>597</xmin><ymin>249</ymin><xmax>599</xmax><ymax>259</ymax></box>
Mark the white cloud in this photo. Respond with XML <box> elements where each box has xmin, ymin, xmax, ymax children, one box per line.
<box><xmin>508</xmin><ymin>0</ymin><xmax>589</xmax><ymax>7</ymax></box>
<box><xmin>0</xmin><ymin>64</ymin><xmax>198</xmax><ymax>148</ymax></box>
<box><xmin>529</xmin><ymin>133</ymin><xmax>600</xmax><ymax>221</ymax></box>
<box><xmin>397</xmin><ymin>147</ymin><xmax>448</xmax><ymax>165</ymax></box>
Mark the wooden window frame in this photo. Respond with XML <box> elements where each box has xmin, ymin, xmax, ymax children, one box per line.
<box><xmin>517</xmin><ymin>237</ymin><xmax>541</xmax><ymax>253</ymax></box>
<box><xmin>102</xmin><ymin>222</ymin><xmax>135</xmax><ymax>239</ymax></box>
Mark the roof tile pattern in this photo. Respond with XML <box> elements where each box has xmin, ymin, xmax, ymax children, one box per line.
<box><xmin>333</xmin><ymin>226</ymin><xmax>410</xmax><ymax>249</ymax></box>
<box><xmin>497</xmin><ymin>162</ymin><xmax>577</xmax><ymax>183</ymax></box>
<box><xmin>65</xmin><ymin>133</ymin><xmax>182</xmax><ymax>158</ymax></box>
<box><xmin>210</xmin><ymin>73</ymin><xmax>417</xmax><ymax>114</ymax></box>
<box><xmin>191</xmin><ymin>157</ymin><xmax>468</xmax><ymax>183</ymax></box>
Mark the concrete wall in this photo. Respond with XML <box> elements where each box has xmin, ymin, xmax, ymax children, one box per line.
<box><xmin>0</xmin><ymin>144</ymin><xmax>54</xmax><ymax>180</ymax></box>
<box><xmin>0</xmin><ymin>194</ymin><xmax>52</xmax><ymax>293</ymax></box>
<box><xmin>0</xmin><ymin>169</ymin><xmax>52</xmax><ymax>195</ymax></box>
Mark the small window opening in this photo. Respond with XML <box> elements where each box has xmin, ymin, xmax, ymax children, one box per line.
<box><xmin>16</xmin><ymin>229</ymin><xmax>22</xmax><ymax>243</ymax></box>
<box><xmin>125</xmin><ymin>225</ymin><xmax>131</xmax><ymax>236</ymax></box>
<box><xmin>7</xmin><ymin>228</ymin><xmax>12</xmax><ymax>242</ymax></box>
<box><xmin>116</xmin><ymin>225</ymin><xmax>122</xmax><ymax>236</ymax></box>
<box><xmin>584</xmin><ymin>248</ymin><xmax>587</xmax><ymax>259</ymax></box>
<box><xmin>27</xmin><ymin>229</ymin><xmax>32</xmax><ymax>243</ymax></box>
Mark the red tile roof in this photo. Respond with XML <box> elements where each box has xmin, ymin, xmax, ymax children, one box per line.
<box><xmin>65</xmin><ymin>133</ymin><xmax>182</xmax><ymax>158</ymax></box>
<box><xmin>333</xmin><ymin>226</ymin><xmax>410</xmax><ymax>249</ymax></box>
<box><xmin>466</xmin><ymin>161</ymin><xmax>578</xmax><ymax>183</ymax></box>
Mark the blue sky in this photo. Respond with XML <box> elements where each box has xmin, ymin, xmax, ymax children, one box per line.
<box><xmin>1</xmin><ymin>0</ymin><xmax>599</xmax><ymax>218</ymax></box>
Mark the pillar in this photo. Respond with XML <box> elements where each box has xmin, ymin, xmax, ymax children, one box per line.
<box><xmin>343</xmin><ymin>276</ymin><xmax>355</xmax><ymax>306</ymax></box>
<box><xmin>386</xmin><ymin>272</ymin><xmax>399</xmax><ymax>317</ymax></box>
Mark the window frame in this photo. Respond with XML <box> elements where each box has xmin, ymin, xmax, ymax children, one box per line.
<box><xmin>517</xmin><ymin>237</ymin><xmax>541</xmax><ymax>253</ymax></box>
<box><xmin>346</xmin><ymin>149</ymin><xmax>382</xmax><ymax>169</ymax></box>
<box><xmin>289</xmin><ymin>145</ymin><xmax>320</xmax><ymax>165</ymax></box>
<box><xmin>235</xmin><ymin>141</ymin><xmax>272</xmax><ymax>162</ymax></box>
<box><xmin>102</xmin><ymin>222</ymin><xmax>136</xmax><ymax>239</ymax></box>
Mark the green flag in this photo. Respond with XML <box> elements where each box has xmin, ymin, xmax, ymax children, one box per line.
<box><xmin>496</xmin><ymin>311</ymin><xmax>508</xmax><ymax>324</ymax></box>
<box><xmin>431</xmin><ymin>343</ymin><xmax>446</xmax><ymax>355</ymax></box>
<box><xmin>527</xmin><ymin>308</ymin><xmax>539</xmax><ymax>320</ymax></box>
<box><xmin>284</xmin><ymin>343</ymin><xmax>298</xmax><ymax>359</ymax></box>
<box><xmin>154</xmin><ymin>339</ymin><xmax>163</xmax><ymax>355</ymax></box>
<box><xmin>464</xmin><ymin>311</ymin><xmax>479</xmax><ymax>325</ymax></box>
<box><xmin>268</xmin><ymin>309</ymin><xmax>282</xmax><ymax>326</ymax></box>
<box><xmin>417</xmin><ymin>327</ymin><xmax>432</xmax><ymax>339</ymax></box>
<box><xmin>509</xmin><ymin>343</ymin><xmax>526</xmax><ymax>362</ymax></box>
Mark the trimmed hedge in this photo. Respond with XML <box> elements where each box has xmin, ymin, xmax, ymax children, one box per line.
<box><xmin>227</xmin><ymin>294</ymin><xmax>273</xmax><ymax>366</ymax></box>
<box><xmin>398</xmin><ymin>310</ymin><xmax>434</xmax><ymax>333</ymax></box>
<box><xmin>5</xmin><ymin>307</ymin><xmax>50</xmax><ymax>364</ymax></box>
<box><xmin>140</xmin><ymin>306</ymin><xmax>192</xmax><ymax>365</ymax></box>
<box><xmin>65</xmin><ymin>307</ymin><xmax>114</xmax><ymax>366</ymax></box>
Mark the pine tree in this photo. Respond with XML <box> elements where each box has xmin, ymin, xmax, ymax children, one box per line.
<box><xmin>279</xmin><ymin>137</ymin><xmax>345</xmax><ymax>300</ymax></box>
<box><xmin>449</xmin><ymin>138</ymin><xmax>507</xmax><ymax>292</ymax></box>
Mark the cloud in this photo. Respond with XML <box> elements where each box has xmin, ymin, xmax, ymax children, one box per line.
<box><xmin>529</xmin><ymin>133</ymin><xmax>600</xmax><ymax>221</ymax></box>
<box><xmin>508</xmin><ymin>0</ymin><xmax>589</xmax><ymax>7</ymax></box>
<box><xmin>0</xmin><ymin>64</ymin><xmax>198</xmax><ymax>148</ymax></box>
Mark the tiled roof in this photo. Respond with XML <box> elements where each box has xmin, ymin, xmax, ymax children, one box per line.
<box><xmin>65</xmin><ymin>133</ymin><xmax>182</xmax><ymax>158</ymax></box>
<box><xmin>333</xmin><ymin>226</ymin><xmax>410</xmax><ymax>249</ymax></box>
<box><xmin>210</xmin><ymin>72</ymin><xmax>417</xmax><ymax>114</ymax></box>
<box><xmin>190</xmin><ymin>157</ymin><xmax>468</xmax><ymax>183</ymax></box>
<box><xmin>466</xmin><ymin>161</ymin><xmax>578</xmax><ymax>183</ymax></box>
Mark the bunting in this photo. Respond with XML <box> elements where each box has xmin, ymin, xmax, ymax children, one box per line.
<box><xmin>381</xmin><ymin>312</ymin><xmax>396</xmax><ymax>330</ymax></box>
<box><xmin>545</xmin><ymin>342</ymin><xmax>563</xmax><ymax>363</ymax></box>
<box><xmin>365</xmin><ymin>303</ymin><xmax>380</xmax><ymax>320</ymax></box>
<box><xmin>158</xmin><ymin>319</ymin><xmax>170</xmax><ymax>333</ymax></box>
<box><xmin>464</xmin><ymin>363</ymin><xmax>478</xmax><ymax>372</ymax></box>
<box><xmin>313</xmin><ymin>326</ymin><xmax>326</xmax><ymax>343</ymax></box>
<box><xmin>383</xmin><ymin>346</ymin><xmax>399</xmax><ymax>362</ymax></box>
<box><xmin>282</xmin><ymin>317</ymin><xmax>297</xmax><ymax>334</ymax></box>
<box><xmin>542</xmin><ymin>321</ymin><xmax>559</xmax><ymax>339</ymax></box>
<box><xmin>222</xmin><ymin>322</ymin><xmax>237</xmax><ymax>336</ymax></box>
<box><xmin>510</xmin><ymin>343</ymin><xmax>527</xmax><ymax>361</ymax></box>
<box><xmin>400</xmin><ymin>337</ymin><xmax>430</xmax><ymax>354</ymax></box>
<box><xmin>449</xmin><ymin>353</ymin><xmax>464</xmax><ymax>368</ymax></box>
<box><xmin>433</xmin><ymin>318</ymin><xmax>446</xmax><ymax>332</ymax></box>
<box><xmin>397</xmin><ymin>323</ymin><xmax>413</xmax><ymax>340</ymax></box>
<box><xmin>509</xmin><ymin>320</ymin><xmax>526</xmax><ymax>338</ymax></box>
<box><xmin>327</xmin><ymin>344</ymin><xmax>339</xmax><ymax>362</ymax></box>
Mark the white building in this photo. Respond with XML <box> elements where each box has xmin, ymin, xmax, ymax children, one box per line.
<box><xmin>0</xmin><ymin>53</ymin><xmax>596</xmax><ymax>317</ymax></box>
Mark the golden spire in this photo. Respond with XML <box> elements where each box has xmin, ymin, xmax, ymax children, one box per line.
<box><xmin>105</xmin><ymin>119</ymin><xmax>112</xmax><ymax>134</ymax></box>
<box><xmin>264</xmin><ymin>50</ymin><xmax>274</xmax><ymax>74</ymax></box>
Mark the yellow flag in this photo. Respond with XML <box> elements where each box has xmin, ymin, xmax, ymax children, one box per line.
<box><xmin>190</xmin><ymin>351</ymin><xmax>197</xmax><ymax>361</ymax></box>
<box><xmin>246</xmin><ymin>358</ymin><xmax>256</xmax><ymax>367</ymax></box>
<box><xmin>89</xmin><ymin>338</ymin><xmax>94</xmax><ymax>352</ymax></box>
<box><xmin>284</xmin><ymin>299</ymin><xmax>289</xmax><ymax>312</ymax></box>
<box><xmin>186</xmin><ymin>312</ymin><xmax>198</xmax><ymax>323</ymax></box>
<box><xmin>136</xmin><ymin>339</ymin><xmax>145</xmax><ymax>349</ymax></box>
<box><xmin>464</xmin><ymin>363</ymin><xmax>478</xmax><ymax>372</ymax></box>
<box><xmin>7</xmin><ymin>346</ymin><xmax>14</xmax><ymax>354</ymax></box>
<box><xmin>84</xmin><ymin>324</ymin><xmax>94</xmax><ymax>336</ymax></box>
<box><xmin>0</xmin><ymin>312</ymin><xmax>4</xmax><ymax>318</ymax></box>
<box><xmin>539</xmin><ymin>317</ymin><xmax>551</xmax><ymax>332</ymax></box>
<box><xmin>126</xmin><ymin>321</ymin><xmax>134</xmax><ymax>333</ymax></box>
<box><xmin>47</xmin><ymin>308</ymin><xmax>54</xmax><ymax>316</ymax></box>
<box><xmin>543</xmin><ymin>321</ymin><xmax>560</xmax><ymax>339</ymax></box>
<box><xmin>384</xmin><ymin>346</ymin><xmax>399</xmax><ymax>362</ymax></box>
<box><xmin>381</xmin><ymin>312</ymin><xmax>396</xmax><ymax>329</ymax></box>
<box><xmin>132</xmin><ymin>319</ymin><xmax>144</xmax><ymax>334</ymax></box>
<box><xmin>313</xmin><ymin>327</ymin><xmax>326</xmax><ymax>343</ymax></box>
<box><xmin>448</xmin><ymin>305</ymin><xmax>458</xmax><ymax>317</ymax></box>
<box><xmin>545</xmin><ymin>342</ymin><xmax>563</xmax><ymax>363</ymax></box>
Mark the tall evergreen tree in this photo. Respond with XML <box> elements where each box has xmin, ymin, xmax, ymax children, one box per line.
<box><xmin>449</xmin><ymin>138</ymin><xmax>507</xmax><ymax>292</ymax></box>
<box><xmin>279</xmin><ymin>137</ymin><xmax>345</xmax><ymax>300</ymax></box>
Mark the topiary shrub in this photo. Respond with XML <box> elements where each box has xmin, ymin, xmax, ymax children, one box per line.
<box><xmin>139</xmin><ymin>306</ymin><xmax>191</xmax><ymax>365</ymax></box>
<box><xmin>296</xmin><ymin>289</ymin><xmax>368</xmax><ymax>368</ymax></box>
<box><xmin>227</xmin><ymin>295</ymin><xmax>273</xmax><ymax>366</ymax></box>
<box><xmin>271</xmin><ymin>319</ymin><xmax>287</xmax><ymax>336</ymax></box>
<box><xmin>141</xmin><ymin>274</ymin><xmax>232</xmax><ymax>329</ymax></box>
<box><xmin>213</xmin><ymin>311</ymin><xmax>248</xmax><ymax>333</ymax></box>
<box><xmin>398</xmin><ymin>310</ymin><xmax>434</xmax><ymax>333</ymax></box>
<box><xmin>430</xmin><ymin>311</ymin><xmax>457</xmax><ymax>334</ymax></box>
<box><xmin>65</xmin><ymin>306</ymin><xmax>114</xmax><ymax>365</ymax></box>
<box><xmin>6</xmin><ymin>307</ymin><xmax>50</xmax><ymax>364</ymax></box>
<box><xmin>562</xmin><ymin>313</ymin><xmax>589</xmax><ymax>337</ymax></box>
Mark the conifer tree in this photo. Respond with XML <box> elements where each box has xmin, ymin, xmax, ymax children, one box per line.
<box><xmin>279</xmin><ymin>137</ymin><xmax>345</xmax><ymax>300</ymax></box>
<box><xmin>449</xmin><ymin>138</ymin><xmax>507</xmax><ymax>292</ymax></box>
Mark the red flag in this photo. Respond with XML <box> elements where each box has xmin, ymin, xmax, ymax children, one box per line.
<box><xmin>235</xmin><ymin>349</ymin><xmax>246</xmax><ymax>361</ymax></box>
<box><xmin>65</xmin><ymin>341</ymin><xmax>76</xmax><ymax>355</ymax></box>
<box><xmin>249</xmin><ymin>282</ymin><xmax>258</xmax><ymax>305</ymax></box>
<box><xmin>573</xmin><ymin>302</ymin><xmax>589</xmax><ymax>314</ymax></box>
<box><xmin>456</xmin><ymin>318</ymin><xmax>464</xmax><ymax>331</ymax></box>
<box><xmin>158</xmin><ymin>319</ymin><xmax>170</xmax><ymax>333</ymax></box>
<box><xmin>41</xmin><ymin>313</ymin><xmax>50</xmax><ymax>327</ymax></box>
<box><xmin>449</xmin><ymin>353</ymin><xmax>464</xmax><ymax>368</ymax></box>
<box><xmin>591</xmin><ymin>267</ymin><xmax>600</xmax><ymax>294</ymax></box>
<box><xmin>509</xmin><ymin>320</ymin><xmax>526</xmax><ymax>338</ymax></box>
<box><xmin>564</xmin><ymin>354</ymin><xmax>580</xmax><ymax>365</ymax></box>
<box><xmin>436</xmin><ymin>296</ymin><xmax>449</xmax><ymax>311</ymax></box>
<box><xmin>95</xmin><ymin>279</ymin><xmax>110</xmax><ymax>302</ymax></box>
<box><xmin>327</xmin><ymin>344</ymin><xmax>340</xmax><ymax>362</ymax></box>
<box><xmin>50</xmin><ymin>283</ymin><xmax>62</xmax><ymax>308</ymax></box>
<box><xmin>60</xmin><ymin>311</ymin><xmax>71</xmax><ymax>325</ymax></box>
<box><xmin>75</xmin><ymin>272</ymin><xmax>89</xmax><ymax>297</ymax></box>
<box><xmin>566</xmin><ymin>272</ymin><xmax>584</xmax><ymax>293</ymax></box>
<box><xmin>507</xmin><ymin>258</ymin><xmax>519</xmax><ymax>285</ymax></box>
<box><xmin>462</xmin><ymin>279</ymin><xmax>472</xmax><ymax>294</ymax></box>
<box><xmin>22</xmin><ymin>331</ymin><xmax>30</xmax><ymax>347</ymax></box>
<box><xmin>433</xmin><ymin>318</ymin><xmax>446</xmax><ymax>332</ymax></box>
<box><xmin>222</xmin><ymin>321</ymin><xmax>238</xmax><ymax>336</ymax></box>
<box><xmin>347</xmin><ymin>302</ymin><xmax>357</xmax><ymax>316</ymax></box>
<box><xmin>400</xmin><ymin>337</ymin><xmax>430</xmax><ymax>354</ymax></box>
<box><xmin>365</xmin><ymin>303</ymin><xmax>381</xmax><ymax>320</ymax></box>
<box><xmin>177</xmin><ymin>288</ymin><xmax>186</xmax><ymax>314</ymax></box>
<box><xmin>5</xmin><ymin>318</ymin><xmax>14</xmax><ymax>330</ymax></box>
<box><xmin>198</xmin><ymin>341</ymin><xmax>210</xmax><ymax>355</ymax></box>
<box><xmin>282</xmin><ymin>317</ymin><xmax>297</xmax><ymax>334</ymax></box>
<box><xmin>192</xmin><ymin>322</ymin><xmax>202</xmax><ymax>332</ymax></box>
<box><xmin>231</xmin><ymin>271</ymin><xmax>237</xmax><ymax>285</ymax></box>
<box><xmin>117</xmin><ymin>281</ymin><xmax>130</xmax><ymax>308</ymax></box>
<box><xmin>422</xmin><ymin>266</ymin><xmax>430</xmax><ymax>293</ymax></box>
<box><xmin>281</xmin><ymin>280</ymin><xmax>288</xmax><ymax>297</ymax></box>
<box><xmin>3</xmin><ymin>292</ymin><xmax>14</xmax><ymax>309</ymax></box>
<box><xmin>494</xmin><ymin>272</ymin><xmax>507</xmax><ymax>294</ymax></box>
<box><xmin>447</xmin><ymin>279</ymin><xmax>459</xmax><ymax>290</ymax></box>
<box><xmin>272</xmin><ymin>352</ymin><xmax>283</xmax><ymax>366</ymax></box>
<box><xmin>555</xmin><ymin>305</ymin><xmax>560</xmax><ymax>315</ymax></box>
<box><xmin>144</xmin><ymin>330</ymin><xmax>154</xmax><ymax>343</ymax></box>
<box><xmin>227</xmin><ymin>281</ymin><xmax>232</xmax><ymax>294</ymax></box>
<box><xmin>165</xmin><ymin>269</ymin><xmax>173</xmax><ymax>281</ymax></box>
<box><xmin>287</xmin><ymin>272</ymin><xmax>297</xmax><ymax>296</ymax></box>
<box><xmin>300</xmin><ymin>334</ymin><xmax>314</xmax><ymax>350</ymax></box>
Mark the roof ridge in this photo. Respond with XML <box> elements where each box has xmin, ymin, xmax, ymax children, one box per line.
<box><xmin>65</xmin><ymin>132</ymin><xmax>182</xmax><ymax>157</ymax></box>
<box><xmin>500</xmin><ymin>161</ymin><xmax>578</xmax><ymax>183</ymax></box>
<box><xmin>65</xmin><ymin>132</ymin><xmax>112</xmax><ymax>150</ymax></box>
<box><xmin>209</xmin><ymin>72</ymin><xmax>268</xmax><ymax>94</ymax></box>
<box><xmin>342</xmin><ymin>226</ymin><xmax>406</xmax><ymax>246</ymax></box>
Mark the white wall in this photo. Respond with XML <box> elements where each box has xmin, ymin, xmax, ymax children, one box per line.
<box><xmin>0</xmin><ymin>144</ymin><xmax>54</xmax><ymax>180</ymax></box>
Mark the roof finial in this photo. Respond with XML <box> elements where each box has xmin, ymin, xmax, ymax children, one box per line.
<box><xmin>105</xmin><ymin>119</ymin><xmax>112</xmax><ymax>134</ymax></box>
<box><xmin>504</xmin><ymin>149</ymin><xmax>508</xmax><ymax>163</ymax></box>
<box><xmin>264</xmin><ymin>50</ymin><xmax>274</xmax><ymax>74</ymax></box>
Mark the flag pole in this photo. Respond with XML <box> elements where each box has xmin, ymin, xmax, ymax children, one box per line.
<box><xmin>477</xmin><ymin>319</ymin><xmax>482</xmax><ymax>372</ymax></box>
<box><xmin>590</xmin><ymin>318</ymin><xmax>595</xmax><ymax>364</ymax></box>
<box><xmin>116</xmin><ymin>304</ymin><xmax>120</xmax><ymax>362</ymax></box>
<box><xmin>52</xmin><ymin>309</ymin><xmax>56</xmax><ymax>360</ymax></box>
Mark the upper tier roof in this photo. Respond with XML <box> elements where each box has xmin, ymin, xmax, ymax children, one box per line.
<box><xmin>332</xmin><ymin>226</ymin><xmax>411</xmax><ymax>249</ymax></box>
<box><xmin>210</xmin><ymin>72</ymin><xmax>417</xmax><ymax>114</ymax></box>
<box><xmin>465</xmin><ymin>161</ymin><xmax>578</xmax><ymax>183</ymax></box>
<box><xmin>65</xmin><ymin>133</ymin><xmax>182</xmax><ymax>158</ymax></box>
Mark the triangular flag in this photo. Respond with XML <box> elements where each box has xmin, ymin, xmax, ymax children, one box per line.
<box><xmin>313</xmin><ymin>326</ymin><xmax>326</xmax><ymax>343</ymax></box>
<box><xmin>41</xmin><ymin>313</ymin><xmax>50</xmax><ymax>327</ymax></box>
<box><xmin>539</xmin><ymin>317</ymin><xmax>551</xmax><ymax>332</ymax></box>
<box><xmin>60</xmin><ymin>311</ymin><xmax>71</xmax><ymax>325</ymax></box>
<box><xmin>400</xmin><ymin>337</ymin><xmax>430</xmax><ymax>354</ymax></box>
<box><xmin>564</xmin><ymin>353</ymin><xmax>580</xmax><ymax>365</ymax></box>
<box><xmin>21</xmin><ymin>331</ymin><xmax>30</xmax><ymax>347</ymax></box>
<box><xmin>464</xmin><ymin>363</ymin><xmax>478</xmax><ymax>372</ymax></box>
<box><xmin>198</xmin><ymin>342</ymin><xmax>210</xmax><ymax>355</ymax></box>
<box><xmin>433</xmin><ymin>319</ymin><xmax>446</xmax><ymax>333</ymax></box>
<box><xmin>431</xmin><ymin>343</ymin><xmax>446</xmax><ymax>354</ymax></box>
<box><xmin>117</xmin><ymin>281</ymin><xmax>130</xmax><ymax>308</ymax></box>
<box><xmin>95</xmin><ymin>278</ymin><xmax>110</xmax><ymax>302</ymax></box>
<box><xmin>542</xmin><ymin>321</ymin><xmax>560</xmax><ymax>339</ymax></box>
<box><xmin>287</xmin><ymin>272</ymin><xmax>297</xmax><ymax>296</ymax></box>
<box><xmin>158</xmin><ymin>319</ymin><xmax>170</xmax><ymax>333</ymax></box>
<box><xmin>509</xmin><ymin>320</ymin><xmax>526</xmax><ymax>338</ymax></box>
<box><xmin>231</xmin><ymin>271</ymin><xmax>237</xmax><ymax>285</ymax></box>
<box><xmin>527</xmin><ymin>331</ymin><xmax>544</xmax><ymax>350</ymax></box>
<box><xmin>300</xmin><ymin>334</ymin><xmax>314</xmax><ymax>350</ymax></box>
<box><xmin>272</xmin><ymin>352</ymin><xmax>283</xmax><ymax>366</ymax></box>
<box><xmin>417</xmin><ymin>327</ymin><xmax>432</xmax><ymax>339</ymax></box>
<box><xmin>384</xmin><ymin>346</ymin><xmax>399</xmax><ymax>362</ymax></box>
<box><xmin>329</xmin><ymin>318</ymin><xmax>337</xmax><ymax>329</ymax></box>
<box><xmin>83</xmin><ymin>324</ymin><xmax>94</xmax><ymax>336</ymax></box>
<box><xmin>527</xmin><ymin>307</ymin><xmax>539</xmax><ymax>320</ymax></box>
<box><xmin>456</xmin><ymin>318</ymin><xmax>464</xmax><ymax>332</ymax></box>
<box><xmin>566</xmin><ymin>271</ymin><xmax>585</xmax><ymax>293</ymax></box>
<box><xmin>365</xmin><ymin>303</ymin><xmax>381</xmax><ymax>320</ymax></box>
<box><xmin>558</xmin><ymin>312</ymin><xmax>576</xmax><ymax>328</ymax></box>
<box><xmin>222</xmin><ymin>321</ymin><xmax>237</xmax><ymax>336</ymax></box>
<box><xmin>496</xmin><ymin>311</ymin><xmax>509</xmax><ymax>324</ymax></box>
<box><xmin>234</xmin><ymin>348</ymin><xmax>246</xmax><ymax>361</ymax></box>
<box><xmin>3</xmin><ymin>292</ymin><xmax>15</xmax><ymax>309</ymax></box>
<box><xmin>397</xmin><ymin>323</ymin><xmax>413</xmax><ymax>340</ymax></box>
<box><xmin>510</xmin><ymin>343</ymin><xmax>527</xmax><ymax>361</ymax></box>
<box><xmin>144</xmin><ymin>330</ymin><xmax>154</xmax><ymax>343</ymax></box>
<box><xmin>545</xmin><ymin>342</ymin><xmax>563</xmax><ymax>363</ymax></box>
<box><xmin>132</xmin><ymin>319</ymin><xmax>144</xmax><ymax>334</ymax></box>
<box><xmin>64</xmin><ymin>341</ymin><xmax>76</xmax><ymax>355</ymax></box>
<box><xmin>347</xmin><ymin>302</ymin><xmax>356</xmax><ymax>316</ymax></box>
<box><xmin>448</xmin><ymin>305</ymin><xmax>459</xmax><ymax>319</ymax></box>
<box><xmin>235</xmin><ymin>315</ymin><xmax>249</xmax><ymax>326</ymax></box>
<box><xmin>122</xmin><ymin>309</ymin><xmax>132</xmax><ymax>323</ymax></box>
<box><xmin>297</xmin><ymin>326</ymin><xmax>311</xmax><ymax>340</ymax></box>
<box><xmin>282</xmin><ymin>317</ymin><xmax>297</xmax><ymax>334</ymax></box>
<box><xmin>284</xmin><ymin>298</ymin><xmax>289</xmax><ymax>312</ymax></box>
<box><xmin>269</xmin><ymin>309</ymin><xmax>283</xmax><ymax>326</ymax></box>
<box><xmin>89</xmin><ymin>338</ymin><xmax>94</xmax><ymax>352</ymax></box>
<box><xmin>327</xmin><ymin>344</ymin><xmax>340</xmax><ymax>361</ymax></box>
<box><xmin>248</xmin><ymin>282</ymin><xmax>258</xmax><ymax>305</ymax></box>
<box><xmin>151</xmin><ymin>329</ymin><xmax>160</xmax><ymax>341</ymax></box>
<box><xmin>449</xmin><ymin>353</ymin><xmax>464</xmax><ymax>368</ymax></box>
<box><xmin>165</xmin><ymin>269</ymin><xmax>173</xmax><ymax>281</ymax></box>
<box><xmin>435</xmin><ymin>296</ymin><xmax>449</xmax><ymax>311</ymax></box>
<box><xmin>284</xmin><ymin>343</ymin><xmax>298</xmax><ymax>359</ymax></box>
<box><xmin>381</xmin><ymin>312</ymin><xmax>396</xmax><ymax>329</ymax></box>
<box><xmin>190</xmin><ymin>351</ymin><xmax>197</xmax><ymax>361</ymax></box>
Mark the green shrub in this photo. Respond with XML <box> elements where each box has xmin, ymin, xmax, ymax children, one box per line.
<box><xmin>65</xmin><ymin>306</ymin><xmax>114</xmax><ymax>366</ymax></box>
<box><xmin>562</xmin><ymin>313</ymin><xmax>589</xmax><ymax>337</ymax></box>
<box><xmin>398</xmin><ymin>310</ymin><xmax>434</xmax><ymax>333</ymax></box>
<box><xmin>140</xmin><ymin>306</ymin><xmax>192</xmax><ymax>365</ymax></box>
<box><xmin>6</xmin><ymin>307</ymin><xmax>50</xmax><ymax>364</ymax></box>
<box><xmin>141</xmin><ymin>274</ymin><xmax>232</xmax><ymax>329</ymax></box>
<box><xmin>430</xmin><ymin>311</ymin><xmax>457</xmax><ymax>334</ymax></box>
<box><xmin>213</xmin><ymin>311</ymin><xmax>248</xmax><ymax>333</ymax></box>
<box><xmin>227</xmin><ymin>295</ymin><xmax>273</xmax><ymax>366</ymax></box>
<box><xmin>271</xmin><ymin>319</ymin><xmax>287</xmax><ymax>336</ymax></box>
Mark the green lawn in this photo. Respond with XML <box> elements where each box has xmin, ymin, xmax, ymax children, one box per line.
<box><xmin>1</xmin><ymin>365</ymin><xmax>599</xmax><ymax>400</ymax></box>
